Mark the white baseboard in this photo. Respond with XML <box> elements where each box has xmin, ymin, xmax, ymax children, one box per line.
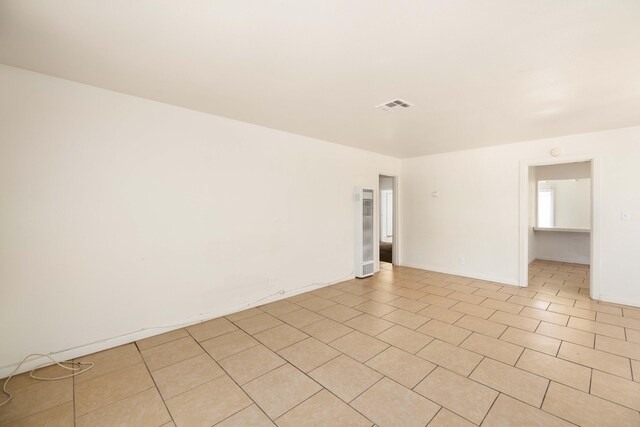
<box><xmin>0</xmin><ymin>274</ymin><xmax>354</xmax><ymax>379</ymax></box>
<box><xmin>399</xmin><ymin>262</ymin><xmax>520</xmax><ymax>287</ymax></box>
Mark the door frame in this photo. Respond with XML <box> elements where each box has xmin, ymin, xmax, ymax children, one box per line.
<box><xmin>378</xmin><ymin>173</ymin><xmax>399</xmax><ymax>267</ymax></box>
<box><xmin>519</xmin><ymin>153</ymin><xmax>601</xmax><ymax>300</ymax></box>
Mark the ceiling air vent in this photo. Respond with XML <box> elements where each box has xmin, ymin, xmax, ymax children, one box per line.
<box><xmin>376</xmin><ymin>98</ymin><xmax>414</xmax><ymax>112</ymax></box>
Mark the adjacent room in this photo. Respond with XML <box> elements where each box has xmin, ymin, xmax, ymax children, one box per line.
<box><xmin>1</xmin><ymin>1</ymin><xmax>640</xmax><ymax>426</ymax></box>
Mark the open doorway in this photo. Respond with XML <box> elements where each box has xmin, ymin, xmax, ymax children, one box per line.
<box><xmin>379</xmin><ymin>175</ymin><xmax>395</xmax><ymax>265</ymax></box>
<box><xmin>524</xmin><ymin>160</ymin><xmax>594</xmax><ymax>298</ymax></box>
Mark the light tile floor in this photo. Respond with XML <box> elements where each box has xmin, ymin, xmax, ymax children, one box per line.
<box><xmin>3</xmin><ymin>260</ymin><xmax>640</xmax><ymax>426</ymax></box>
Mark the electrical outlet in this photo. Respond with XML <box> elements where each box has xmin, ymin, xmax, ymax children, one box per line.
<box><xmin>622</xmin><ymin>212</ymin><xmax>631</xmax><ymax>222</ymax></box>
<box><xmin>459</xmin><ymin>255</ymin><xmax>466</xmax><ymax>265</ymax></box>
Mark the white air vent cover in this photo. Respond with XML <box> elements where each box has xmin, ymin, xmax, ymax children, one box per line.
<box><xmin>376</xmin><ymin>98</ymin><xmax>414</xmax><ymax>112</ymax></box>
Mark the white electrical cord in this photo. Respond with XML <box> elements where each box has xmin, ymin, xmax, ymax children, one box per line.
<box><xmin>0</xmin><ymin>354</ymin><xmax>94</xmax><ymax>407</ymax></box>
<box><xmin>0</xmin><ymin>271</ymin><xmax>353</xmax><ymax>408</ymax></box>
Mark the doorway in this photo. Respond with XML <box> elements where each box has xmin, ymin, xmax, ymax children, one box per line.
<box><xmin>379</xmin><ymin>175</ymin><xmax>395</xmax><ymax>264</ymax></box>
<box><xmin>519</xmin><ymin>155</ymin><xmax>600</xmax><ymax>300</ymax></box>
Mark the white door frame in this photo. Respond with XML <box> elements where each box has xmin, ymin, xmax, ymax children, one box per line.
<box><xmin>519</xmin><ymin>154</ymin><xmax>601</xmax><ymax>300</ymax></box>
<box><xmin>378</xmin><ymin>173</ymin><xmax>399</xmax><ymax>267</ymax></box>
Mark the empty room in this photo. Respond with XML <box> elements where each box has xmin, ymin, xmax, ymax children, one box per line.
<box><xmin>1</xmin><ymin>1</ymin><xmax>640</xmax><ymax>426</ymax></box>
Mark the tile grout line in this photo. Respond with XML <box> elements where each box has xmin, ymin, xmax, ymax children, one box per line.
<box><xmin>134</xmin><ymin>342</ymin><xmax>176</xmax><ymax>426</ymax></box>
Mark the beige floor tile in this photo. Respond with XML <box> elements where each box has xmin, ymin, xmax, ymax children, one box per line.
<box><xmin>633</xmin><ymin>360</ymin><xmax>640</xmax><ymax>383</ymax></box>
<box><xmin>76</xmin><ymin>388</ymin><xmax>170</xmax><ymax>427</ymax></box>
<box><xmin>225</xmin><ymin>307</ymin><xmax>264</xmax><ymax>322</ymax></box>
<box><xmin>460</xmin><ymin>332</ymin><xmax>523</xmax><ymax>365</ymax></box>
<box><xmin>542</xmin><ymin>382</ymin><xmax>640</xmax><ymax>427</ymax></box>
<box><xmin>567</xmin><ymin>317</ymin><xmax>626</xmax><ymax>340</ymax></box>
<box><xmin>426</xmin><ymin>408</ymin><xmax>475</xmax><ymax>426</ymax></box>
<box><xmin>345</xmin><ymin>314</ymin><xmax>394</xmax><ymax>336</ymax></box>
<box><xmin>534</xmin><ymin>293</ymin><xmax>576</xmax><ymax>307</ymax></box>
<box><xmin>352</xmin><ymin>378</ymin><xmax>439</xmax><ymax>427</ymax></box>
<box><xmin>480</xmin><ymin>298</ymin><xmax>524</xmax><ymax>315</ymax></box>
<box><xmin>516</xmin><ymin>349</ymin><xmax>591</xmax><ymax>392</ymax></box>
<box><xmin>392</xmin><ymin>287</ymin><xmax>427</xmax><ymax>300</ymax></box>
<box><xmin>547</xmin><ymin>303</ymin><xmax>596</xmax><ymax>320</ymax></box>
<box><xmin>187</xmin><ymin>317</ymin><xmax>238</xmax><ymax>342</ymax></box>
<box><xmin>253</xmin><ymin>324</ymin><xmax>308</xmax><ymax>351</ymax></box>
<box><xmin>353</xmin><ymin>301</ymin><xmax>396</xmax><ymax>317</ymax></box>
<box><xmin>74</xmin><ymin>344</ymin><xmax>142</xmax><ymax>383</ymax></box>
<box><xmin>242</xmin><ymin>364</ymin><xmax>321</xmax><ymax>419</ymax></box>
<box><xmin>218</xmin><ymin>345</ymin><xmax>286</xmax><ymax>384</ymax></box>
<box><xmin>574</xmin><ymin>300</ymin><xmax>622</xmax><ymax>315</ymax></box>
<box><xmin>140</xmin><ymin>336</ymin><xmax>204</xmax><ymax>371</ymax></box>
<box><xmin>330</xmin><ymin>331</ymin><xmax>389</xmax><ymax>362</ymax></box>
<box><xmin>597</xmin><ymin>312</ymin><xmax>640</xmax><ymax>330</ymax></box>
<box><xmin>591</xmin><ymin>370</ymin><xmax>640</xmax><ymax>411</ymax></box>
<box><xmin>416</xmin><ymin>339</ymin><xmax>483</xmax><ymax>377</ymax></box>
<box><xmin>414</xmin><ymin>367</ymin><xmax>497</xmax><ymax>425</ymax></box>
<box><xmin>277</xmin><ymin>337</ymin><xmax>340</xmax><ymax>372</ymax></box>
<box><xmin>418</xmin><ymin>320</ymin><xmax>472</xmax><ymax>346</ymax></box>
<box><xmin>489</xmin><ymin>311</ymin><xmax>539</xmax><ymax>332</ymax></box>
<box><xmin>623</xmin><ymin>307</ymin><xmax>640</xmax><ymax>320</ymax></box>
<box><xmin>558</xmin><ymin>342</ymin><xmax>632</xmax><ymax>379</ymax></box>
<box><xmin>418</xmin><ymin>305</ymin><xmax>464</xmax><ymax>324</ymax></box>
<box><xmin>296</xmin><ymin>296</ymin><xmax>337</xmax><ymax>312</ymax></box>
<box><xmin>4</xmin><ymin>401</ymin><xmax>73</xmax><ymax>427</ymax></box>
<box><xmin>166</xmin><ymin>375</ymin><xmax>252</xmax><ymax>427</ymax></box>
<box><xmin>366</xmin><ymin>347</ymin><xmax>436</xmax><ymax>388</ymax></box>
<box><xmin>364</xmin><ymin>290</ymin><xmax>399</xmax><ymax>303</ymax></box>
<box><xmin>152</xmin><ymin>353</ymin><xmax>224</xmax><ymax>399</ymax></box>
<box><xmin>330</xmin><ymin>293</ymin><xmax>369</xmax><ymax>307</ymax></box>
<box><xmin>376</xmin><ymin>325</ymin><xmax>434</xmax><ymax>353</ymax></box>
<box><xmin>499</xmin><ymin>287</ymin><xmax>537</xmax><ymax>298</ymax></box>
<box><xmin>519</xmin><ymin>307</ymin><xmax>568</xmax><ymax>326</ymax></box>
<box><xmin>260</xmin><ymin>300</ymin><xmax>301</xmax><ymax>316</ymax></box>
<box><xmin>300</xmin><ymin>318</ymin><xmax>352</xmax><ymax>343</ymax></box>
<box><xmin>0</xmin><ymin>378</ymin><xmax>73</xmax><ymax>425</ymax></box>
<box><xmin>387</xmin><ymin>297</ymin><xmax>428</xmax><ymax>313</ymax></box>
<box><xmin>317</xmin><ymin>304</ymin><xmax>362</xmax><ymax>322</ymax></box>
<box><xmin>482</xmin><ymin>394</ymin><xmax>573</xmax><ymax>427</ymax></box>
<box><xmin>311</xmin><ymin>286</ymin><xmax>346</xmax><ymax>300</ymax></box>
<box><xmin>74</xmin><ymin>362</ymin><xmax>154</xmax><ymax>417</ymax></box>
<box><xmin>419</xmin><ymin>294</ymin><xmax>458</xmax><ymax>309</ymax></box>
<box><xmin>473</xmin><ymin>288</ymin><xmax>511</xmax><ymax>302</ymax></box>
<box><xmin>200</xmin><ymin>329</ymin><xmax>259</xmax><ymax>360</ymax></box>
<box><xmin>454</xmin><ymin>315</ymin><xmax>507</xmax><ymax>338</ymax></box>
<box><xmin>216</xmin><ymin>404</ymin><xmax>274</xmax><ymax>426</ymax></box>
<box><xmin>596</xmin><ymin>335</ymin><xmax>640</xmax><ymax>360</ymax></box>
<box><xmin>277</xmin><ymin>308</ymin><xmax>324</xmax><ymax>329</ymax></box>
<box><xmin>626</xmin><ymin>328</ymin><xmax>640</xmax><ymax>344</ymax></box>
<box><xmin>536</xmin><ymin>322</ymin><xmax>595</xmax><ymax>347</ymax></box>
<box><xmin>309</xmin><ymin>354</ymin><xmax>382</xmax><ymax>402</ymax></box>
<box><xmin>136</xmin><ymin>329</ymin><xmax>189</xmax><ymax>351</ymax></box>
<box><xmin>234</xmin><ymin>313</ymin><xmax>284</xmax><ymax>334</ymax></box>
<box><xmin>343</xmin><ymin>283</ymin><xmax>375</xmax><ymax>296</ymax></box>
<box><xmin>276</xmin><ymin>389</ymin><xmax>371</xmax><ymax>427</ymax></box>
<box><xmin>450</xmin><ymin>302</ymin><xmax>495</xmax><ymax>320</ymax></box>
<box><xmin>421</xmin><ymin>279</ymin><xmax>455</xmax><ymax>298</ymax></box>
<box><xmin>447</xmin><ymin>291</ymin><xmax>486</xmax><ymax>305</ymax></box>
<box><xmin>382</xmin><ymin>309</ymin><xmax>430</xmax><ymax>329</ymax></box>
<box><xmin>499</xmin><ymin>327</ymin><xmax>560</xmax><ymax>356</ymax></box>
<box><xmin>507</xmin><ymin>296</ymin><xmax>550</xmax><ymax>310</ymax></box>
<box><xmin>470</xmin><ymin>358</ymin><xmax>548</xmax><ymax>406</ymax></box>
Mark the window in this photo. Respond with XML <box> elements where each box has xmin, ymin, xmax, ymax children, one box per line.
<box><xmin>538</xmin><ymin>187</ymin><xmax>554</xmax><ymax>227</ymax></box>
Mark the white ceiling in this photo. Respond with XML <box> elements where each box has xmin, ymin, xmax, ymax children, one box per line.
<box><xmin>2</xmin><ymin>1</ymin><xmax>640</xmax><ymax>158</ymax></box>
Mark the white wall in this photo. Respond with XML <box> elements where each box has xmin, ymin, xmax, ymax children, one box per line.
<box><xmin>534</xmin><ymin>231</ymin><xmax>590</xmax><ymax>264</ymax></box>
<box><xmin>0</xmin><ymin>65</ymin><xmax>400</xmax><ymax>376</ymax></box>
<box><xmin>401</xmin><ymin>126</ymin><xmax>640</xmax><ymax>306</ymax></box>
<box><xmin>528</xmin><ymin>167</ymin><xmax>537</xmax><ymax>263</ymax></box>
